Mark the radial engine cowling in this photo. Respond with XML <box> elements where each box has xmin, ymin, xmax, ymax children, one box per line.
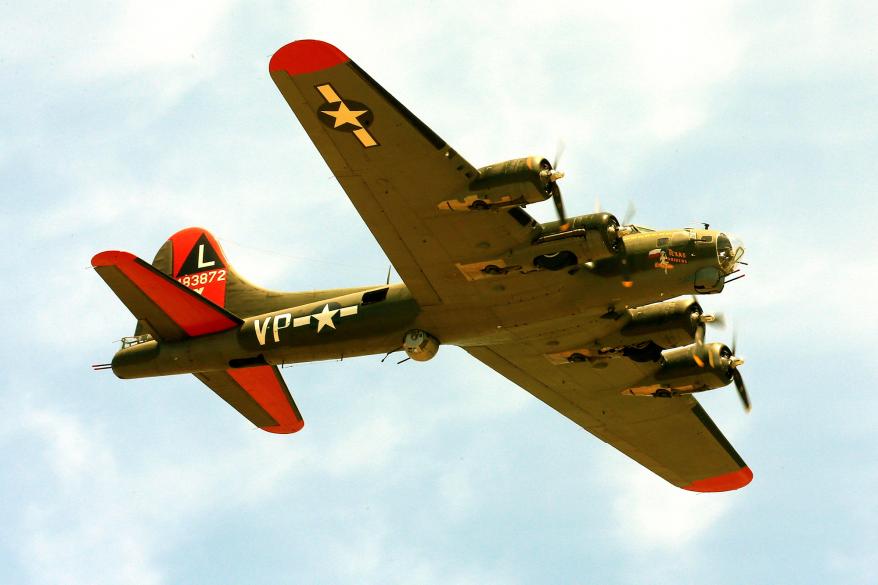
<box><xmin>624</xmin><ymin>342</ymin><xmax>733</xmax><ymax>397</ymax></box>
<box><xmin>463</xmin><ymin>156</ymin><xmax>560</xmax><ymax>209</ymax></box>
<box><xmin>403</xmin><ymin>329</ymin><xmax>440</xmax><ymax>362</ymax></box>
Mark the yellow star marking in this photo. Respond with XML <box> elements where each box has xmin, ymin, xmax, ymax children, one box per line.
<box><xmin>314</xmin><ymin>83</ymin><xmax>378</xmax><ymax>148</ymax></box>
<box><xmin>321</xmin><ymin>102</ymin><xmax>368</xmax><ymax>129</ymax></box>
<box><xmin>313</xmin><ymin>304</ymin><xmax>339</xmax><ymax>333</ymax></box>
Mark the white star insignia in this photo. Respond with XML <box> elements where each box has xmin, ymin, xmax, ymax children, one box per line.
<box><xmin>313</xmin><ymin>304</ymin><xmax>339</xmax><ymax>333</ymax></box>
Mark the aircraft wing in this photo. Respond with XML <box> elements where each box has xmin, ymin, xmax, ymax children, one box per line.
<box><xmin>465</xmin><ymin>342</ymin><xmax>752</xmax><ymax>491</ymax></box>
<box><xmin>269</xmin><ymin>40</ymin><xmax>536</xmax><ymax>307</ymax></box>
<box><xmin>194</xmin><ymin>365</ymin><xmax>304</xmax><ymax>434</ymax></box>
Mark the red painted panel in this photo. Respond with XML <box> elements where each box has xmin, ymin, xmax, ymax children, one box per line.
<box><xmin>228</xmin><ymin>367</ymin><xmax>304</xmax><ymax>434</ymax></box>
<box><xmin>91</xmin><ymin>250</ymin><xmax>239</xmax><ymax>337</ymax></box>
<box><xmin>682</xmin><ymin>466</ymin><xmax>753</xmax><ymax>492</ymax></box>
<box><xmin>269</xmin><ymin>39</ymin><xmax>349</xmax><ymax>75</ymax></box>
<box><xmin>167</xmin><ymin>227</ymin><xmax>229</xmax><ymax>308</ymax></box>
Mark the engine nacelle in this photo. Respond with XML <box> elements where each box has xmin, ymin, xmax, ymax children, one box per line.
<box><xmin>438</xmin><ymin>156</ymin><xmax>559</xmax><ymax>211</ymax></box>
<box><xmin>623</xmin><ymin>342</ymin><xmax>733</xmax><ymax>397</ymax></box>
<box><xmin>544</xmin><ymin>297</ymin><xmax>708</xmax><ymax>365</ymax></box>
<box><xmin>403</xmin><ymin>329</ymin><xmax>440</xmax><ymax>362</ymax></box>
<box><xmin>497</xmin><ymin>212</ymin><xmax>622</xmax><ymax>274</ymax></box>
<box><xmin>620</xmin><ymin>297</ymin><xmax>702</xmax><ymax>348</ymax></box>
<box><xmin>532</xmin><ymin>212</ymin><xmax>622</xmax><ymax>264</ymax></box>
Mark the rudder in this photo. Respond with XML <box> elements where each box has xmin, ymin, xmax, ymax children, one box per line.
<box><xmin>150</xmin><ymin>227</ymin><xmax>235</xmax><ymax>309</ymax></box>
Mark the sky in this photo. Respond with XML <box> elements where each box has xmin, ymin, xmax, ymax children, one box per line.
<box><xmin>2</xmin><ymin>1</ymin><xmax>877</xmax><ymax>583</ymax></box>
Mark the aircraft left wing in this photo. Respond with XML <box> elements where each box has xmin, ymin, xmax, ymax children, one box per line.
<box><xmin>270</xmin><ymin>40</ymin><xmax>536</xmax><ymax>307</ymax></box>
<box><xmin>465</xmin><ymin>343</ymin><xmax>752</xmax><ymax>492</ymax></box>
<box><xmin>194</xmin><ymin>365</ymin><xmax>304</xmax><ymax>434</ymax></box>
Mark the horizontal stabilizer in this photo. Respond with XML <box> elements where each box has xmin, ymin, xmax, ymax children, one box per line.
<box><xmin>194</xmin><ymin>366</ymin><xmax>304</xmax><ymax>434</ymax></box>
<box><xmin>92</xmin><ymin>250</ymin><xmax>242</xmax><ymax>342</ymax></box>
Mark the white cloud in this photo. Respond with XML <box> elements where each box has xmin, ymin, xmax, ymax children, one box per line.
<box><xmin>23</xmin><ymin>409</ymin><xmax>107</xmax><ymax>482</ymax></box>
<box><xmin>592</xmin><ymin>0</ymin><xmax>742</xmax><ymax>141</ymax></box>
<box><xmin>739</xmin><ymin>1</ymin><xmax>878</xmax><ymax>79</ymax></box>
<box><xmin>602</xmin><ymin>453</ymin><xmax>735</xmax><ymax>550</ymax></box>
<box><xmin>701</xmin><ymin>227</ymin><xmax>878</xmax><ymax>345</ymax></box>
<box><xmin>322</xmin><ymin>415</ymin><xmax>407</xmax><ymax>476</ymax></box>
<box><xmin>97</xmin><ymin>0</ymin><xmax>235</xmax><ymax>75</ymax></box>
<box><xmin>436</xmin><ymin>463</ymin><xmax>477</xmax><ymax>519</ymax></box>
<box><xmin>828</xmin><ymin>549</ymin><xmax>878</xmax><ymax>585</ymax></box>
<box><xmin>15</xmin><ymin>406</ymin><xmax>163</xmax><ymax>585</ymax></box>
<box><xmin>324</xmin><ymin>518</ymin><xmax>516</xmax><ymax>585</ymax></box>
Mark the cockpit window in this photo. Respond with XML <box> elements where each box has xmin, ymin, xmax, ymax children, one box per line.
<box><xmin>717</xmin><ymin>233</ymin><xmax>744</xmax><ymax>273</ymax></box>
<box><xmin>657</xmin><ymin>237</ymin><xmax>669</xmax><ymax>246</ymax></box>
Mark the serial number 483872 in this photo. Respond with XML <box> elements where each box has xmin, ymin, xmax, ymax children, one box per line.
<box><xmin>177</xmin><ymin>269</ymin><xmax>226</xmax><ymax>288</ymax></box>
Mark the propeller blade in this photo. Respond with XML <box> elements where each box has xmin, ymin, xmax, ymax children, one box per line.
<box><xmin>552</xmin><ymin>186</ymin><xmax>569</xmax><ymax>230</ymax></box>
<box><xmin>621</xmin><ymin>200</ymin><xmax>637</xmax><ymax>225</ymax></box>
<box><xmin>553</xmin><ymin>140</ymin><xmax>566</xmax><ymax>170</ymax></box>
<box><xmin>694</xmin><ymin>324</ymin><xmax>706</xmax><ymax>347</ymax></box>
<box><xmin>732</xmin><ymin>367</ymin><xmax>751</xmax><ymax>413</ymax></box>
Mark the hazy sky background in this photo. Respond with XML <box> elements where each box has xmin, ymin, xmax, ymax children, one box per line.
<box><xmin>2</xmin><ymin>1</ymin><xmax>877</xmax><ymax>583</ymax></box>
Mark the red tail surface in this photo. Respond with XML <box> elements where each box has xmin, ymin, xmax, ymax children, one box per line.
<box><xmin>92</xmin><ymin>250</ymin><xmax>241</xmax><ymax>341</ymax></box>
<box><xmin>160</xmin><ymin>227</ymin><xmax>231</xmax><ymax>308</ymax></box>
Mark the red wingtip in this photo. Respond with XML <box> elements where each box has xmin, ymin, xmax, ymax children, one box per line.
<box><xmin>269</xmin><ymin>39</ymin><xmax>349</xmax><ymax>75</ymax></box>
<box><xmin>682</xmin><ymin>466</ymin><xmax>753</xmax><ymax>493</ymax></box>
<box><xmin>92</xmin><ymin>250</ymin><xmax>136</xmax><ymax>267</ymax></box>
<box><xmin>262</xmin><ymin>420</ymin><xmax>305</xmax><ymax>434</ymax></box>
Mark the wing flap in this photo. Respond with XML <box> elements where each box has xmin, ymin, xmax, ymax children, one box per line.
<box><xmin>93</xmin><ymin>250</ymin><xmax>242</xmax><ymax>341</ymax></box>
<box><xmin>195</xmin><ymin>366</ymin><xmax>304</xmax><ymax>434</ymax></box>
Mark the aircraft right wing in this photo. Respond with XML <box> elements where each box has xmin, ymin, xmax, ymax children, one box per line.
<box><xmin>466</xmin><ymin>342</ymin><xmax>752</xmax><ymax>492</ymax></box>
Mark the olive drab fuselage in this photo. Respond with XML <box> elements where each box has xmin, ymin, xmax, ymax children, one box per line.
<box><xmin>111</xmin><ymin>224</ymin><xmax>740</xmax><ymax>381</ymax></box>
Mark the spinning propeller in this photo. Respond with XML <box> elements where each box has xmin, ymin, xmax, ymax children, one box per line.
<box><xmin>692</xmin><ymin>302</ymin><xmax>726</xmax><ymax>347</ymax></box>
<box><xmin>728</xmin><ymin>331</ymin><xmax>751</xmax><ymax>413</ymax></box>
<box><xmin>693</xmin><ymin>312</ymin><xmax>751</xmax><ymax>413</ymax></box>
<box><xmin>540</xmin><ymin>143</ymin><xmax>637</xmax><ymax>286</ymax></box>
<box><xmin>539</xmin><ymin>141</ymin><xmax>568</xmax><ymax>229</ymax></box>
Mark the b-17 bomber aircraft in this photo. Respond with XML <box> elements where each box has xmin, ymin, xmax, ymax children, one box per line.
<box><xmin>92</xmin><ymin>40</ymin><xmax>753</xmax><ymax>492</ymax></box>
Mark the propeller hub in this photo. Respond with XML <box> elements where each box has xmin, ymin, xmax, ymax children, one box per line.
<box><xmin>539</xmin><ymin>169</ymin><xmax>565</xmax><ymax>183</ymax></box>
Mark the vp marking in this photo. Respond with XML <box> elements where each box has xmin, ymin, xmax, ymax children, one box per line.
<box><xmin>254</xmin><ymin>304</ymin><xmax>360</xmax><ymax>346</ymax></box>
